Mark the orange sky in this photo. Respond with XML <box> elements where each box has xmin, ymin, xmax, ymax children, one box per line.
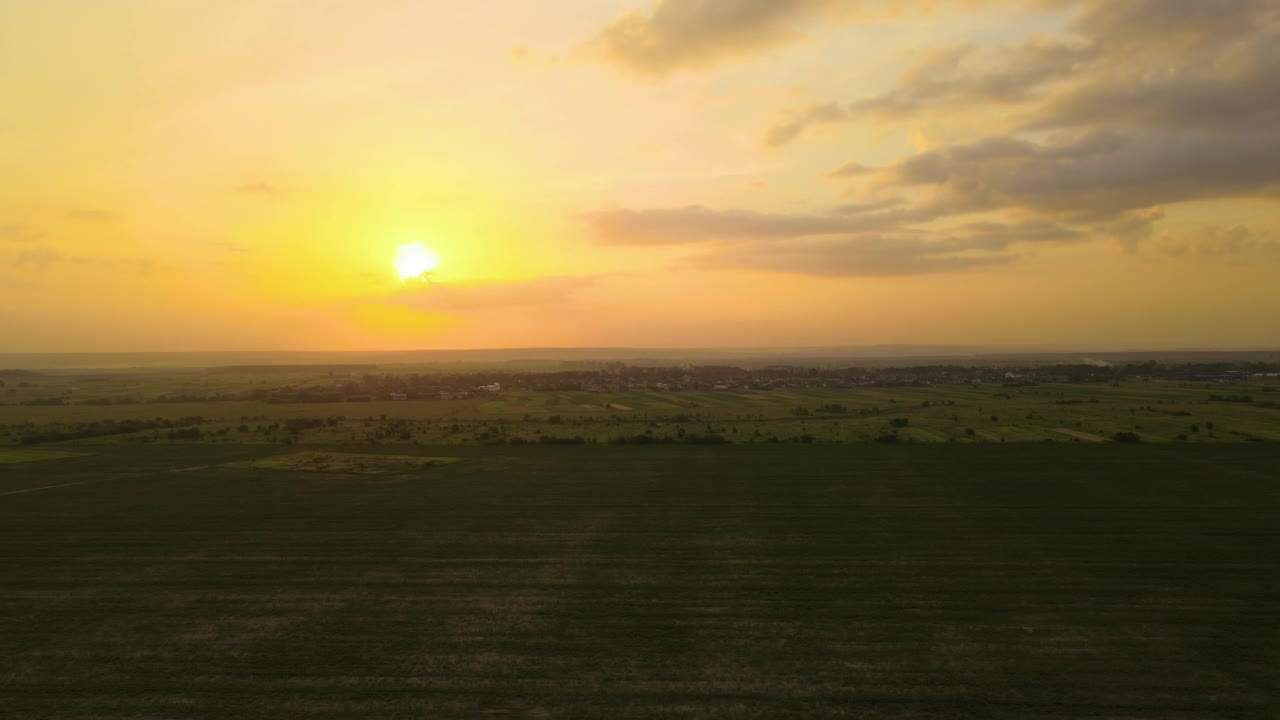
<box><xmin>2</xmin><ymin>0</ymin><xmax>1278</xmax><ymax>352</ymax></box>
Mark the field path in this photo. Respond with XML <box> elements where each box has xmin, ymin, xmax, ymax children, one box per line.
<box><xmin>1051</xmin><ymin>428</ymin><xmax>1109</xmax><ymax>442</ymax></box>
<box><xmin>0</xmin><ymin>478</ymin><xmax>114</xmax><ymax>496</ymax></box>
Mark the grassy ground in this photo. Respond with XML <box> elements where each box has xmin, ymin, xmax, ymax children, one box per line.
<box><xmin>0</xmin><ymin>448</ymin><xmax>93</xmax><ymax>464</ymax></box>
<box><xmin>1</xmin><ymin>443</ymin><xmax>1278</xmax><ymax>718</ymax></box>
<box><xmin>225</xmin><ymin>451</ymin><xmax>462</xmax><ymax>474</ymax></box>
<box><xmin>3</xmin><ymin>381</ymin><xmax>1279</xmax><ymax>445</ymax></box>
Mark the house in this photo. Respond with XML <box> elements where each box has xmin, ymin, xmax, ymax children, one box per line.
<box><xmin>389</xmin><ymin>392</ymin><xmax>408</xmax><ymax>401</ymax></box>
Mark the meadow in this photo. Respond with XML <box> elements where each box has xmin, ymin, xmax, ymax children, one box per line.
<box><xmin>3</xmin><ymin>372</ymin><xmax>1278</xmax><ymax>446</ymax></box>
<box><xmin>1</xmin><ymin>443</ymin><xmax>1277</xmax><ymax>718</ymax></box>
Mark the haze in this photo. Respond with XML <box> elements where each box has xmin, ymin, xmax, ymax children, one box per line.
<box><xmin>3</xmin><ymin>0</ymin><xmax>1278</xmax><ymax>352</ymax></box>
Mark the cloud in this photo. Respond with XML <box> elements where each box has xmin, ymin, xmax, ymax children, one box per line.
<box><xmin>586</xmin><ymin>205</ymin><xmax>894</xmax><ymax>244</ymax></box>
<box><xmin>232</xmin><ymin>182</ymin><xmax>283</xmax><ymax>197</ymax></box>
<box><xmin>13</xmin><ymin>247</ymin><xmax>62</xmax><ymax>270</ymax></box>
<box><xmin>1070</xmin><ymin>0</ymin><xmax>1276</xmax><ymax>53</ymax></box>
<box><xmin>764</xmin><ymin>102</ymin><xmax>849</xmax><ymax>146</ymax></box>
<box><xmin>878</xmin><ymin>128</ymin><xmax>1280</xmax><ymax>219</ymax></box>
<box><xmin>394</xmin><ymin>275</ymin><xmax>600</xmax><ymax>312</ymax></box>
<box><xmin>591</xmin><ymin>0</ymin><xmax>1280</xmax><ymax>270</ymax></box>
<box><xmin>584</xmin><ymin>0</ymin><xmax>1084</xmax><ymax>77</ymax></box>
<box><xmin>699</xmin><ymin>234</ymin><xmax>1017</xmax><ymax>276</ymax></box>
<box><xmin>829</xmin><ymin>162</ymin><xmax>877</xmax><ymax>177</ymax></box>
<box><xmin>1027</xmin><ymin>42</ymin><xmax>1280</xmax><ymax>133</ymax></box>
<box><xmin>765</xmin><ymin>37</ymin><xmax>1094</xmax><ymax>145</ymax></box>
<box><xmin>586</xmin><ymin>0</ymin><xmax>846</xmax><ymax>76</ymax></box>
<box><xmin>591</xmin><ymin>199</ymin><xmax>1084</xmax><ymax>275</ymax></box>
<box><xmin>66</xmin><ymin>209</ymin><xmax>123</xmax><ymax>222</ymax></box>
<box><xmin>11</xmin><ymin>246</ymin><xmax>156</xmax><ymax>274</ymax></box>
<box><xmin>1163</xmin><ymin>225</ymin><xmax>1280</xmax><ymax>259</ymax></box>
<box><xmin>0</xmin><ymin>223</ymin><xmax>44</xmax><ymax>243</ymax></box>
<box><xmin>764</xmin><ymin>0</ymin><xmax>1279</xmax><ymax>144</ymax></box>
<box><xmin>945</xmin><ymin>219</ymin><xmax>1084</xmax><ymax>249</ymax></box>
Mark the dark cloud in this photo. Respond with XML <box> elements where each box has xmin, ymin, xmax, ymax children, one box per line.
<box><xmin>765</xmin><ymin>0</ymin><xmax>1279</xmax><ymax>145</ymax></box>
<box><xmin>591</xmin><ymin>199</ymin><xmax>1084</xmax><ymax>275</ymax></box>
<box><xmin>584</xmin><ymin>0</ymin><xmax>1082</xmax><ymax>76</ymax></box>
<box><xmin>1028</xmin><ymin>42</ymin><xmax>1280</xmax><ymax>133</ymax></box>
<box><xmin>1070</xmin><ymin>0</ymin><xmax>1276</xmax><ymax>52</ymax></box>
<box><xmin>396</xmin><ymin>275</ymin><xmax>599</xmax><ymax>312</ymax></box>
<box><xmin>591</xmin><ymin>0</ymin><xmax>1280</xmax><ymax>266</ymax></box>
<box><xmin>0</xmin><ymin>223</ymin><xmax>44</xmax><ymax>243</ymax></box>
<box><xmin>765</xmin><ymin>37</ymin><xmax>1093</xmax><ymax>145</ymax></box>
<box><xmin>589</xmin><ymin>0</ymin><xmax>843</xmax><ymax>76</ymax></box>
<box><xmin>879</xmin><ymin>128</ymin><xmax>1280</xmax><ymax>218</ymax></box>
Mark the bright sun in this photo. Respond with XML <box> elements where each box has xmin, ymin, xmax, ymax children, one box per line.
<box><xmin>394</xmin><ymin>242</ymin><xmax>440</xmax><ymax>280</ymax></box>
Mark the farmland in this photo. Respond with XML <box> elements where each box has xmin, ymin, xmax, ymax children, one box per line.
<box><xmin>2</xmin><ymin>443</ymin><xmax>1278</xmax><ymax>718</ymax></box>
<box><xmin>2</xmin><ymin>369</ymin><xmax>1278</xmax><ymax>446</ymax></box>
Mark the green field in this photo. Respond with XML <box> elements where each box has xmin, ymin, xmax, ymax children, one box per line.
<box><xmin>3</xmin><ymin>380</ymin><xmax>1279</xmax><ymax>446</ymax></box>
<box><xmin>2</xmin><ymin>443</ymin><xmax>1278</xmax><ymax>718</ymax></box>
<box><xmin>224</xmin><ymin>451</ymin><xmax>462</xmax><ymax>475</ymax></box>
<box><xmin>0</xmin><ymin>448</ymin><xmax>94</xmax><ymax>464</ymax></box>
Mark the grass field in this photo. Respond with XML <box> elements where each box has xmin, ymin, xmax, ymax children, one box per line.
<box><xmin>2</xmin><ymin>443</ymin><xmax>1278</xmax><ymax>718</ymax></box>
<box><xmin>224</xmin><ymin>451</ymin><xmax>462</xmax><ymax>475</ymax></box>
<box><xmin>3</xmin><ymin>380</ymin><xmax>1279</xmax><ymax>446</ymax></box>
<box><xmin>0</xmin><ymin>448</ymin><xmax>94</xmax><ymax>464</ymax></box>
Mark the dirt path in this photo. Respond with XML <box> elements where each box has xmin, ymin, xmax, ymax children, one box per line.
<box><xmin>1051</xmin><ymin>428</ymin><xmax>1109</xmax><ymax>442</ymax></box>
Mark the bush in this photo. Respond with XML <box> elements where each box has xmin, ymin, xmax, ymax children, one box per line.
<box><xmin>889</xmin><ymin>418</ymin><xmax>910</xmax><ymax>428</ymax></box>
<box><xmin>1113</xmin><ymin>431</ymin><xmax>1141</xmax><ymax>443</ymax></box>
<box><xmin>538</xmin><ymin>435</ymin><xmax>586</xmax><ymax>445</ymax></box>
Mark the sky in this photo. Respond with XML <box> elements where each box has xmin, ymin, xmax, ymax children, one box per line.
<box><xmin>2</xmin><ymin>0</ymin><xmax>1278</xmax><ymax>352</ymax></box>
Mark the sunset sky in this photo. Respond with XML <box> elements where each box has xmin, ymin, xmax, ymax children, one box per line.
<box><xmin>2</xmin><ymin>0</ymin><xmax>1278</xmax><ymax>352</ymax></box>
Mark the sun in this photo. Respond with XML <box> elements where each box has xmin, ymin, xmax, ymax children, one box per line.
<box><xmin>394</xmin><ymin>242</ymin><xmax>440</xmax><ymax>280</ymax></box>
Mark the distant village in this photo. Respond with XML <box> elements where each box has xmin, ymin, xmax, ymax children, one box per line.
<box><xmin>255</xmin><ymin>361</ymin><xmax>1279</xmax><ymax>404</ymax></box>
<box><xmin>5</xmin><ymin>361</ymin><xmax>1276</xmax><ymax>407</ymax></box>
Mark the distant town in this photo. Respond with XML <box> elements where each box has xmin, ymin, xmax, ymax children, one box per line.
<box><xmin>6</xmin><ymin>359</ymin><xmax>1276</xmax><ymax>408</ymax></box>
